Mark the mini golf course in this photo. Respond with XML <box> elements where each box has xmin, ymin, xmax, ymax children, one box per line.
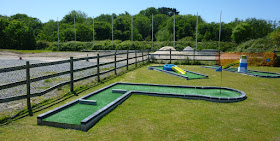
<box><xmin>202</xmin><ymin>65</ymin><xmax>280</xmax><ymax>78</ymax></box>
<box><xmin>148</xmin><ymin>66</ymin><xmax>208</xmax><ymax>80</ymax></box>
<box><xmin>37</xmin><ymin>82</ymin><xmax>246</xmax><ymax>131</ymax></box>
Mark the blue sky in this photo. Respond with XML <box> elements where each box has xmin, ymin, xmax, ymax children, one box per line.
<box><xmin>1</xmin><ymin>0</ymin><xmax>279</xmax><ymax>23</ymax></box>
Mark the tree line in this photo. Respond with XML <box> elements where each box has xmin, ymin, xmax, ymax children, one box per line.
<box><xmin>0</xmin><ymin>7</ymin><xmax>279</xmax><ymax>50</ymax></box>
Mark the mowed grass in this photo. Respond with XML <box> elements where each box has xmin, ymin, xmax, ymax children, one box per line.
<box><xmin>0</xmin><ymin>65</ymin><xmax>280</xmax><ymax>140</ymax></box>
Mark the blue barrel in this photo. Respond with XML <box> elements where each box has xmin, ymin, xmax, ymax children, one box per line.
<box><xmin>163</xmin><ymin>64</ymin><xmax>177</xmax><ymax>71</ymax></box>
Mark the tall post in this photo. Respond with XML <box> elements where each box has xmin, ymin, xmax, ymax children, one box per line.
<box><xmin>93</xmin><ymin>16</ymin><xmax>95</xmax><ymax>50</ymax></box>
<box><xmin>114</xmin><ymin>51</ymin><xmax>117</xmax><ymax>75</ymax></box>
<box><xmin>194</xmin><ymin>12</ymin><xmax>198</xmax><ymax>63</ymax></box>
<box><xmin>70</xmin><ymin>57</ymin><xmax>74</xmax><ymax>93</ymax></box>
<box><xmin>131</xmin><ymin>16</ymin><xmax>133</xmax><ymax>43</ymax></box>
<box><xmin>74</xmin><ymin>17</ymin><xmax>76</xmax><ymax>50</ymax></box>
<box><xmin>218</xmin><ymin>11</ymin><xmax>222</xmax><ymax>65</ymax></box>
<box><xmin>173</xmin><ymin>13</ymin><xmax>175</xmax><ymax>48</ymax></box>
<box><xmin>152</xmin><ymin>14</ymin><xmax>153</xmax><ymax>50</ymax></box>
<box><xmin>110</xmin><ymin>14</ymin><xmax>112</xmax><ymax>50</ymax></box>
<box><xmin>26</xmin><ymin>61</ymin><xmax>33</xmax><ymax>116</ymax></box>
<box><xmin>131</xmin><ymin>15</ymin><xmax>133</xmax><ymax>60</ymax></box>
<box><xmin>97</xmin><ymin>54</ymin><xmax>100</xmax><ymax>82</ymax></box>
<box><xmin>126</xmin><ymin>50</ymin><xmax>129</xmax><ymax>70</ymax></box>
<box><xmin>170</xmin><ymin>49</ymin><xmax>172</xmax><ymax>64</ymax></box>
<box><xmin>57</xmin><ymin>17</ymin><xmax>59</xmax><ymax>51</ymax></box>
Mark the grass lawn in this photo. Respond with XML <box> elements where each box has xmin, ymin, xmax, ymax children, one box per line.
<box><xmin>0</xmin><ymin>49</ymin><xmax>52</xmax><ymax>53</ymax></box>
<box><xmin>0</xmin><ymin>64</ymin><xmax>279</xmax><ymax>140</ymax></box>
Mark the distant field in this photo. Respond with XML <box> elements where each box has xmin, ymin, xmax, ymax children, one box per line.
<box><xmin>0</xmin><ymin>49</ymin><xmax>52</xmax><ymax>53</ymax></box>
<box><xmin>0</xmin><ymin>65</ymin><xmax>279</xmax><ymax>140</ymax></box>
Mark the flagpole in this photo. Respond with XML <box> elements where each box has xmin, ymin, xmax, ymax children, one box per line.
<box><xmin>57</xmin><ymin>17</ymin><xmax>59</xmax><ymax>51</ymax></box>
<box><xmin>218</xmin><ymin>11</ymin><xmax>222</xmax><ymax>66</ymax></box>
<box><xmin>93</xmin><ymin>16</ymin><xmax>95</xmax><ymax>50</ymax></box>
<box><xmin>152</xmin><ymin>14</ymin><xmax>153</xmax><ymax>51</ymax></box>
<box><xmin>173</xmin><ymin>13</ymin><xmax>175</xmax><ymax>48</ymax></box>
<box><xmin>112</xmin><ymin>15</ymin><xmax>114</xmax><ymax>51</ymax></box>
<box><xmin>220</xmin><ymin>70</ymin><xmax>222</xmax><ymax>95</ymax></box>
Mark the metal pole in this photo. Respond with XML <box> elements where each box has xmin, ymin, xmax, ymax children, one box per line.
<box><xmin>131</xmin><ymin>16</ymin><xmax>133</xmax><ymax>43</ymax></box>
<box><xmin>57</xmin><ymin>17</ymin><xmax>59</xmax><ymax>51</ymax></box>
<box><xmin>196</xmin><ymin>12</ymin><xmax>198</xmax><ymax>51</ymax></box>
<box><xmin>131</xmin><ymin>15</ymin><xmax>133</xmax><ymax>52</ymax></box>
<box><xmin>194</xmin><ymin>12</ymin><xmax>198</xmax><ymax>62</ymax></box>
<box><xmin>74</xmin><ymin>17</ymin><xmax>76</xmax><ymax>50</ymax></box>
<box><xmin>173</xmin><ymin>13</ymin><xmax>175</xmax><ymax>48</ymax></box>
<box><xmin>26</xmin><ymin>61</ymin><xmax>33</xmax><ymax>116</ymax></box>
<box><xmin>218</xmin><ymin>11</ymin><xmax>222</xmax><ymax>65</ymax></box>
<box><xmin>93</xmin><ymin>16</ymin><xmax>95</xmax><ymax>50</ymax></box>
<box><xmin>110</xmin><ymin>14</ymin><xmax>112</xmax><ymax>50</ymax></box>
<box><xmin>152</xmin><ymin>14</ymin><xmax>153</xmax><ymax>50</ymax></box>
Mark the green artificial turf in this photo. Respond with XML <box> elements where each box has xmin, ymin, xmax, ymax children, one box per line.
<box><xmin>207</xmin><ymin>66</ymin><xmax>280</xmax><ymax>76</ymax></box>
<box><xmin>43</xmin><ymin>84</ymin><xmax>241</xmax><ymax>125</ymax></box>
<box><xmin>152</xmin><ymin>66</ymin><xmax>207</xmax><ymax>79</ymax></box>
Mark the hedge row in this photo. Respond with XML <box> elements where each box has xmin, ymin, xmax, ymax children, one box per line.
<box><xmin>41</xmin><ymin>40</ymin><xmax>238</xmax><ymax>52</ymax></box>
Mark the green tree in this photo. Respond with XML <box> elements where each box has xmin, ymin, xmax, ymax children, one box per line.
<box><xmin>231</xmin><ymin>22</ymin><xmax>252</xmax><ymax>43</ymax></box>
<box><xmin>156</xmin><ymin>28</ymin><xmax>172</xmax><ymax>41</ymax></box>
<box><xmin>94</xmin><ymin>21</ymin><xmax>111</xmax><ymax>40</ymax></box>
<box><xmin>157</xmin><ymin>7</ymin><xmax>179</xmax><ymax>16</ymax></box>
<box><xmin>37</xmin><ymin>20</ymin><xmax>58</xmax><ymax>41</ymax></box>
<box><xmin>0</xmin><ymin>18</ymin><xmax>9</xmax><ymax>49</ymax></box>
<box><xmin>153</xmin><ymin>14</ymin><xmax>169</xmax><ymax>36</ymax></box>
<box><xmin>114</xmin><ymin>15</ymin><xmax>131</xmax><ymax>40</ymax></box>
<box><xmin>95</xmin><ymin>14</ymin><xmax>117</xmax><ymax>22</ymax></box>
<box><xmin>134</xmin><ymin>14</ymin><xmax>151</xmax><ymax>40</ymax></box>
<box><xmin>61</xmin><ymin>10</ymin><xmax>87</xmax><ymax>24</ymax></box>
<box><xmin>166</xmin><ymin>15</ymin><xmax>194</xmax><ymax>40</ymax></box>
<box><xmin>10</xmin><ymin>14</ymin><xmax>42</xmax><ymax>36</ymax></box>
<box><xmin>139</xmin><ymin>7</ymin><xmax>159</xmax><ymax>17</ymax></box>
<box><xmin>76</xmin><ymin>23</ymin><xmax>92</xmax><ymax>41</ymax></box>
<box><xmin>3</xmin><ymin>20</ymin><xmax>35</xmax><ymax>49</ymax></box>
<box><xmin>246</xmin><ymin>18</ymin><xmax>273</xmax><ymax>39</ymax></box>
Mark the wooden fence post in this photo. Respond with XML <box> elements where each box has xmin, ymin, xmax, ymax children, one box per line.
<box><xmin>148</xmin><ymin>49</ymin><xmax>150</xmax><ymax>63</ymax></box>
<box><xmin>193</xmin><ymin>49</ymin><xmax>195</xmax><ymax>64</ymax></box>
<box><xmin>97</xmin><ymin>54</ymin><xmax>100</xmax><ymax>82</ymax></box>
<box><xmin>70</xmin><ymin>57</ymin><xmax>75</xmax><ymax>94</ymax></box>
<box><xmin>135</xmin><ymin>50</ymin><xmax>137</xmax><ymax>68</ymax></box>
<box><xmin>170</xmin><ymin>49</ymin><xmax>172</xmax><ymax>64</ymax></box>
<box><xmin>142</xmin><ymin>50</ymin><xmax>144</xmax><ymax>65</ymax></box>
<box><xmin>26</xmin><ymin>61</ymin><xmax>33</xmax><ymax>116</ymax></box>
<box><xmin>126</xmin><ymin>50</ymin><xmax>129</xmax><ymax>70</ymax></box>
<box><xmin>114</xmin><ymin>51</ymin><xmax>117</xmax><ymax>75</ymax></box>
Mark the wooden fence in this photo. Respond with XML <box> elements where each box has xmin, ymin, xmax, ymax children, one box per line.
<box><xmin>0</xmin><ymin>50</ymin><xmax>150</xmax><ymax>116</ymax></box>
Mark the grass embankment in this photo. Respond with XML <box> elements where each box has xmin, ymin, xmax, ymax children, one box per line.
<box><xmin>0</xmin><ymin>65</ymin><xmax>279</xmax><ymax>140</ymax></box>
<box><xmin>0</xmin><ymin>49</ymin><xmax>52</xmax><ymax>53</ymax></box>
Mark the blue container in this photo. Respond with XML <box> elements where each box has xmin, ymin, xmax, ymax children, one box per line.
<box><xmin>163</xmin><ymin>64</ymin><xmax>177</xmax><ymax>71</ymax></box>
